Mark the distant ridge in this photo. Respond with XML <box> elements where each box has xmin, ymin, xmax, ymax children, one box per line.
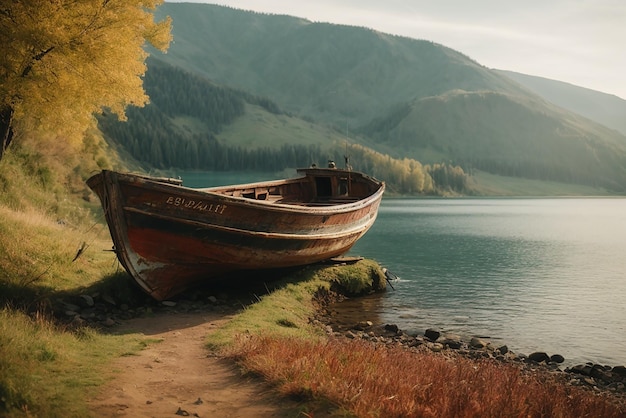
<box><xmin>153</xmin><ymin>3</ymin><xmax>528</xmax><ymax>127</ymax></box>
<box><xmin>496</xmin><ymin>70</ymin><xmax>626</xmax><ymax>136</ymax></box>
<box><xmin>114</xmin><ymin>2</ymin><xmax>626</xmax><ymax>193</ymax></box>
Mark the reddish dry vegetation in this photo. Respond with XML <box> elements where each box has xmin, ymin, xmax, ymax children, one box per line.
<box><xmin>227</xmin><ymin>335</ymin><xmax>625</xmax><ymax>418</ymax></box>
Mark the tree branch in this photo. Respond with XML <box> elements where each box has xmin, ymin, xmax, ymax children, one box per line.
<box><xmin>21</xmin><ymin>46</ymin><xmax>56</xmax><ymax>77</ymax></box>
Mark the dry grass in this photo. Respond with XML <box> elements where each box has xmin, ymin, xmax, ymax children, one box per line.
<box><xmin>0</xmin><ymin>133</ymin><xmax>147</xmax><ymax>416</ymax></box>
<box><xmin>0</xmin><ymin>205</ymin><xmax>116</xmax><ymax>296</ymax></box>
<box><xmin>227</xmin><ymin>335</ymin><xmax>625</xmax><ymax>418</ymax></box>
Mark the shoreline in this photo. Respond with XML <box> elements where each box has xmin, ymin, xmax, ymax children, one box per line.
<box><xmin>314</xmin><ymin>291</ymin><xmax>626</xmax><ymax>406</ymax></box>
<box><xmin>47</xmin><ymin>261</ymin><xmax>625</xmax><ymax>416</ymax></box>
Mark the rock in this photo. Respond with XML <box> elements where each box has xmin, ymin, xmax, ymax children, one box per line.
<box><xmin>497</xmin><ymin>345</ymin><xmax>509</xmax><ymax>355</ymax></box>
<box><xmin>80</xmin><ymin>310</ymin><xmax>96</xmax><ymax>320</ymax></box>
<box><xmin>469</xmin><ymin>337</ymin><xmax>487</xmax><ymax>349</ymax></box>
<box><xmin>162</xmin><ymin>301</ymin><xmax>177</xmax><ymax>307</ymax></box>
<box><xmin>102</xmin><ymin>294</ymin><xmax>116</xmax><ymax>305</ymax></box>
<box><xmin>611</xmin><ymin>365</ymin><xmax>626</xmax><ymax>377</ymax></box>
<box><xmin>384</xmin><ymin>324</ymin><xmax>399</xmax><ymax>333</ymax></box>
<box><xmin>407</xmin><ymin>338</ymin><xmax>423</xmax><ymax>348</ymax></box>
<box><xmin>569</xmin><ymin>364</ymin><xmax>593</xmax><ymax>376</ymax></box>
<box><xmin>207</xmin><ymin>296</ymin><xmax>218</xmax><ymax>304</ymax></box>
<box><xmin>441</xmin><ymin>334</ymin><xmax>462</xmax><ymax>349</ymax></box>
<box><xmin>79</xmin><ymin>294</ymin><xmax>95</xmax><ymax>307</ymax></box>
<box><xmin>71</xmin><ymin>316</ymin><xmax>86</xmax><ymax>327</ymax></box>
<box><xmin>528</xmin><ymin>352</ymin><xmax>550</xmax><ymax>363</ymax></box>
<box><xmin>424</xmin><ymin>328</ymin><xmax>441</xmax><ymax>341</ymax></box>
<box><xmin>583</xmin><ymin>377</ymin><xmax>596</xmax><ymax>386</ymax></box>
<box><xmin>590</xmin><ymin>365</ymin><xmax>613</xmax><ymax>382</ymax></box>
<box><xmin>103</xmin><ymin>318</ymin><xmax>116</xmax><ymax>327</ymax></box>
<box><xmin>63</xmin><ymin>302</ymin><xmax>81</xmax><ymax>312</ymax></box>
<box><xmin>429</xmin><ymin>342</ymin><xmax>444</xmax><ymax>353</ymax></box>
<box><xmin>550</xmin><ymin>354</ymin><xmax>565</xmax><ymax>364</ymax></box>
<box><xmin>354</xmin><ymin>321</ymin><xmax>373</xmax><ymax>330</ymax></box>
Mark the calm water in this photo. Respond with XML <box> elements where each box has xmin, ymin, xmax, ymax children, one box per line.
<box><xmin>348</xmin><ymin>198</ymin><xmax>626</xmax><ymax>367</ymax></box>
<box><xmin>174</xmin><ymin>172</ymin><xmax>626</xmax><ymax>367</ymax></box>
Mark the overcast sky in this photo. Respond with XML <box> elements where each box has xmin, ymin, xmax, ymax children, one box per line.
<box><xmin>167</xmin><ymin>1</ymin><xmax>625</xmax><ymax>100</ymax></box>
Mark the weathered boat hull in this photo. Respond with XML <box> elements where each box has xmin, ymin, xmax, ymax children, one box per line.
<box><xmin>87</xmin><ymin>168</ymin><xmax>384</xmax><ymax>300</ymax></box>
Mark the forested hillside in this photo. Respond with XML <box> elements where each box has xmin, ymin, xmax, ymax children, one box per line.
<box><xmin>152</xmin><ymin>3</ymin><xmax>527</xmax><ymax>128</ymax></box>
<box><xmin>104</xmin><ymin>3</ymin><xmax>626</xmax><ymax>194</ymax></box>
<box><xmin>99</xmin><ymin>58</ymin><xmax>469</xmax><ymax>194</ymax></box>
<box><xmin>98</xmin><ymin>57</ymin><xmax>337</xmax><ymax>171</ymax></box>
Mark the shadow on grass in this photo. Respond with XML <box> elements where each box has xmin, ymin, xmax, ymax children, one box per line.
<box><xmin>0</xmin><ymin>264</ymin><xmax>319</xmax><ymax>329</ymax></box>
<box><xmin>0</xmin><ymin>271</ymin><xmax>150</xmax><ymax>316</ymax></box>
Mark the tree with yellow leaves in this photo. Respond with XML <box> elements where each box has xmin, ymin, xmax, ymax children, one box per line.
<box><xmin>0</xmin><ymin>0</ymin><xmax>171</xmax><ymax>160</ymax></box>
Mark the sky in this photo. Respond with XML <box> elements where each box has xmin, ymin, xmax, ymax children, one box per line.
<box><xmin>167</xmin><ymin>1</ymin><xmax>626</xmax><ymax>100</ymax></box>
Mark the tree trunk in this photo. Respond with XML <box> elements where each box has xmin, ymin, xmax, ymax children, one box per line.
<box><xmin>0</xmin><ymin>105</ymin><xmax>15</xmax><ymax>161</ymax></box>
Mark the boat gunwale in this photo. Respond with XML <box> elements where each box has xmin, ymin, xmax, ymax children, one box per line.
<box><xmin>115</xmin><ymin>171</ymin><xmax>385</xmax><ymax>215</ymax></box>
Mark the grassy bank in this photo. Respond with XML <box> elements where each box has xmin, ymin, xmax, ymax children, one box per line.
<box><xmin>0</xmin><ymin>184</ymin><xmax>147</xmax><ymax>416</ymax></box>
<box><xmin>0</xmin><ymin>135</ymin><xmax>147</xmax><ymax>417</ymax></box>
<box><xmin>0</xmin><ymin>135</ymin><xmax>391</xmax><ymax>416</ymax></box>
<box><xmin>0</xmin><ymin>308</ymin><xmax>150</xmax><ymax>417</ymax></box>
<box><xmin>207</xmin><ymin>259</ymin><xmax>387</xmax><ymax>350</ymax></box>
<box><xmin>217</xmin><ymin>274</ymin><xmax>626</xmax><ymax>417</ymax></box>
<box><xmin>1</xmin><ymin>135</ymin><xmax>624</xmax><ymax>417</ymax></box>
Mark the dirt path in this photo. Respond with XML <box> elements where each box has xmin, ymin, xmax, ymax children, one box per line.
<box><xmin>89</xmin><ymin>311</ymin><xmax>296</xmax><ymax>417</ymax></box>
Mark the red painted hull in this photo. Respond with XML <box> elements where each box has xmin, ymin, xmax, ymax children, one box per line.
<box><xmin>87</xmin><ymin>168</ymin><xmax>384</xmax><ymax>300</ymax></box>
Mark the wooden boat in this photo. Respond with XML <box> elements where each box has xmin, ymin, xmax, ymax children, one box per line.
<box><xmin>87</xmin><ymin>166</ymin><xmax>384</xmax><ymax>300</ymax></box>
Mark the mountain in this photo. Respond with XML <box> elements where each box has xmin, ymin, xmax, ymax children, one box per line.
<box><xmin>496</xmin><ymin>70</ymin><xmax>626</xmax><ymax>136</ymax></box>
<box><xmin>362</xmin><ymin>89</ymin><xmax>626</xmax><ymax>188</ymax></box>
<box><xmin>112</xmin><ymin>3</ymin><xmax>626</xmax><ymax>193</ymax></box>
<box><xmin>154</xmin><ymin>4</ymin><xmax>528</xmax><ymax>128</ymax></box>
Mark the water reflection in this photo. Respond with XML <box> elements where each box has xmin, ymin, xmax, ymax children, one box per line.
<box><xmin>348</xmin><ymin>198</ymin><xmax>626</xmax><ymax>366</ymax></box>
<box><xmin>328</xmin><ymin>293</ymin><xmax>387</xmax><ymax>332</ymax></box>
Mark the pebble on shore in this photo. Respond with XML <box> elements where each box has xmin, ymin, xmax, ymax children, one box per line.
<box><xmin>314</xmin><ymin>310</ymin><xmax>626</xmax><ymax>400</ymax></box>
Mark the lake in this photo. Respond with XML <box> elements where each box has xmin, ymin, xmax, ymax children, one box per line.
<box><xmin>347</xmin><ymin>198</ymin><xmax>626</xmax><ymax>367</ymax></box>
<box><xmin>173</xmin><ymin>171</ymin><xmax>626</xmax><ymax>367</ymax></box>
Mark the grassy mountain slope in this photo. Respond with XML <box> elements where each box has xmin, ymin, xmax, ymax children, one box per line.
<box><xmin>496</xmin><ymin>70</ymin><xmax>626</xmax><ymax>136</ymax></box>
<box><xmin>143</xmin><ymin>3</ymin><xmax>626</xmax><ymax>193</ymax></box>
<box><xmin>98</xmin><ymin>58</ymin><xmax>359</xmax><ymax>172</ymax></box>
<box><xmin>365</xmin><ymin>90</ymin><xmax>626</xmax><ymax>189</ymax></box>
<box><xmin>154</xmin><ymin>3</ymin><xmax>527</xmax><ymax>127</ymax></box>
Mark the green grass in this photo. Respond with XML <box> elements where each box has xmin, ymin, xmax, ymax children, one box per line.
<box><xmin>0</xmin><ymin>309</ymin><xmax>147</xmax><ymax>417</ymax></box>
<box><xmin>0</xmin><ymin>132</ymin><xmax>152</xmax><ymax>417</ymax></box>
<box><xmin>0</xmin><ymin>132</ymin><xmax>390</xmax><ymax>416</ymax></box>
<box><xmin>207</xmin><ymin>259</ymin><xmax>386</xmax><ymax>349</ymax></box>
<box><xmin>470</xmin><ymin>170</ymin><xmax>614</xmax><ymax>196</ymax></box>
<box><xmin>216</xmin><ymin>103</ymin><xmax>345</xmax><ymax>149</ymax></box>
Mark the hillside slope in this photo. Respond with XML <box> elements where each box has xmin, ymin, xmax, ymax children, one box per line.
<box><xmin>496</xmin><ymin>70</ymin><xmax>626</xmax><ymax>136</ymax></box>
<box><xmin>365</xmin><ymin>90</ymin><xmax>626</xmax><ymax>189</ymax></box>
<box><xmin>138</xmin><ymin>3</ymin><xmax>626</xmax><ymax>193</ymax></box>
<box><xmin>154</xmin><ymin>3</ymin><xmax>527</xmax><ymax>127</ymax></box>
